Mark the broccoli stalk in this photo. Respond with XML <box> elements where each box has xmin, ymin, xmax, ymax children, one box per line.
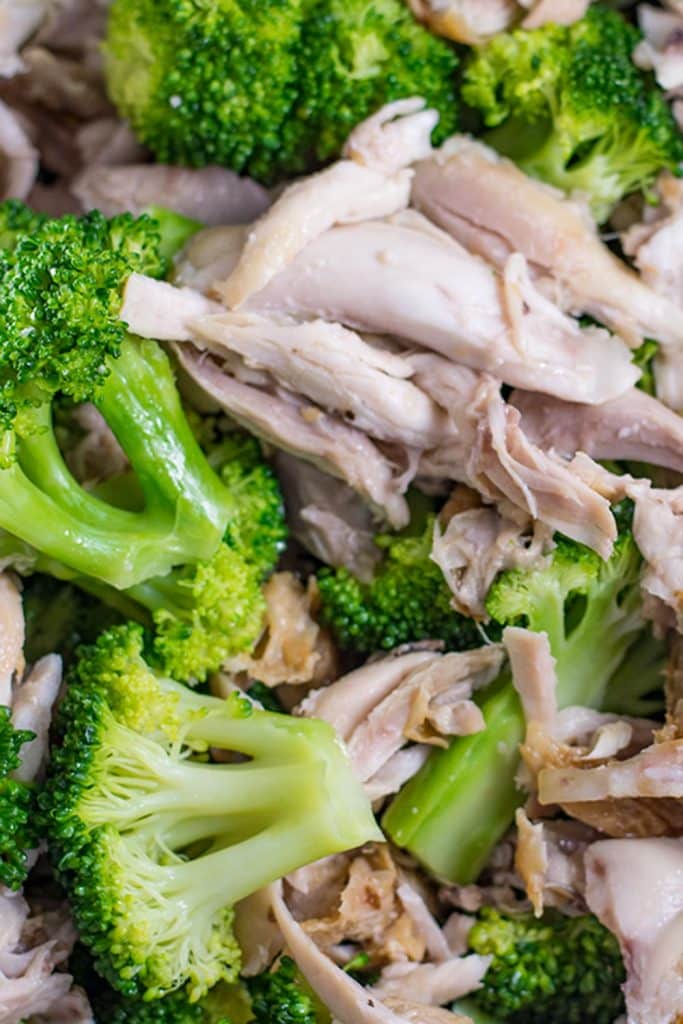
<box><xmin>317</xmin><ymin>507</ymin><xmax>482</xmax><ymax>654</ymax></box>
<box><xmin>0</xmin><ymin>202</ymin><xmax>234</xmax><ymax>591</ymax></box>
<box><xmin>462</xmin><ymin>5</ymin><xmax>683</xmax><ymax>222</ymax></box>
<box><xmin>0</xmin><ymin>706</ymin><xmax>36</xmax><ymax>890</ymax></box>
<box><xmin>44</xmin><ymin>624</ymin><xmax>381</xmax><ymax>1001</ymax></box>
<box><xmin>463</xmin><ymin>908</ymin><xmax>625</xmax><ymax>1024</ymax></box>
<box><xmin>383</xmin><ymin>530</ymin><xmax>649</xmax><ymax>883</ymax></box>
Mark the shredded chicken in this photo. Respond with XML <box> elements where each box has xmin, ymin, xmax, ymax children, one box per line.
<box><xmin>0</xmin><ymin>0</ymin><xmax>47</xmax><ymax>78</ymax></box>
<box><xmin>219</xmin><ymin>100</ymin><xmax>437</xmax><ymax>309</ymax></box>
<box><xmin>633</xmin><ymin>5</ymin><xmax>683</xmax><ymax>91</ymax></box>
<box><xmin>407</xmin><ymin>0</ymin><xmax>517</xmax><ymax>43</ymax></box>
<box><xmin>370</xmin><ymin>956</ymin><xmax>491</xmax><ymax>1007</ymax></box>
<box><xmin>520</xmin><ymin>0</ymin><xmax>591</xmax><ymax>29</ymax></box>
<box><xmin>630</xmin><ymin>484</ymin><xmax>683</xmax><ymax>632</ymax></box>
<box><xmin>226</xmin><ymin>573</ymin><xmax>337</xmax><ymax>689</ymax></box>
<box><xmin>64</xmin><ymin>402</ymin><xmax>128</xmax><ymax>485</ymax></box>
<box><xmin>0</xmin><ymin>573</ymin><xmax>25</xmax><ymax>707</ymax></box>
<box><xmin>504</xmin><ymin>628</ymin><xmax>558</xmax><ymax>731</ymax></box>
<box><xmin>585</xmin><ymin>837</ymin><xmax>683</xmax><ymax>1024</ymax></box>
<box><xmin>0</xmin><ymin>99</ymin><xmax>38</xmax><ymax>200</ymax></box>
<box><xmin>233</xmin><ymin>888</ymin><xmax>284</xmax><ymax>978</ymax></box>
<box><xmin>514</xmin><ymin>809</ymin><xmax>596</xmax><ymax>916</ymax></box>
<box><xmin>10</xmin><ymin>654</ymin><xmax>62</xmax><ymax>785</ymax></box>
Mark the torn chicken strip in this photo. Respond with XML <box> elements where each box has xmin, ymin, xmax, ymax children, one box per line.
<box><xmin>76</xmin><ymin>117</ymin><xmax>147</xmax><ymax>169</ymax></box>
<box><xmin>121</xmin><ymin>273</ymin><xmax>223</xmax><ymax>341</ymax></box>
<box><xmin>191</xmin><ymin>313</ymin><xmax>450</xmax><ymax>448</ymax></box>
<box><xmin>73</xmin><ymin>164</ymin><xmax>270</xmax><ymax>224</ymax></box>
<box><xmin>174</xmin><ymin>224</ymin><xmax>248</xmax><ymax>293</ymax></box>
<box><xmin>64</xmin><ymin>403</ymin><xmax>128</xmax><ymax>486</ymax></box>
<box><xmin>274</xmin><ymin>453</ymin><xmax>382</xmax><ymax>583</ymax></box>
<box><xmin>396</xmin><ymin>880</ymin><xmax>452</xmax><ymax>963</ymax></box>
<box><xmin>514</xmin><ymin>810</ymin><xmax>597</xmax><ymax>916</ymax></box>
<box><xmin>226</xmin><ymin>573</ymin><xmax>337</xmax><ymax>689</ymax></box>
<box><xmin>0</xmin><ymin>0</ymin><xmax>47</xmax><ymax>78</ymax></box>
<box><xmin>30</xmin><ymin>985</ymin><xmax>93</xmax><ymax>1024</ymax></box>
<box><xmin>631</xmin><ymin>484</ymin><xmax>683</xmax><ymax>632</ymax></box>
<box><xmin>411</xmin><ymin>136</ymin><xmax>683</xmax><ymax>354</ymax></box>
<box><xmin>10</xmin><ymin>654</ymin><xmax>62</xmax><ymax>784</ymax></box>
<box><xmin>412</xmin><ymin>354</ymin><xmax>617</xmax><ymax>556</ymax></box>
<box><xmin>174</xmin><ymin>344</ymin><xmax>411</xmax><ymax>528</ymax></box>
<box><xmin>520</xmin><ymin>0</ymin><xmax>591</xmax><ymax>29</ymax></box>
<box><xmin>245</xmin><ymin>210</ymin><xmax>638</xmax><ymax>404</ymax></box>
<box><xmin>0</xmin><ymin>573</ymin><xmax>24</xmax><ymax>707</ymax></box>
<box><xmin>504</xmin><ymin>628</ymin><xmax>558</xmax><ymax>730</ymax></box>
<box><xmin>233</xmin><ymin>888</ymin><xmax>284</xmax><ymax>977</ymax></box>
<box><xmin>219</xmin><ymin>99</ymin><xmax>437</xmax><ymax>308</ymax></box>
<box><xmin>511</xmin><ymin>386</ymin><xmax>683</xmax><ymax>475</ymax></box>
<box><xmin>371</xmin><ymin>956</ymin><xmax>491</xmax><ymax>1007</ymax></box>
<box><xmin>622</xmin><ymin>173</ymin><xmax>683</xmax><ymax>330</ymax></box>
<box><xmin>17</xmin><ymin>45</ymin><xmax>109</xmax><ymax>120</ymax></box>
<box><xmin>585</xmin><ymin>837</ymin><xmax>683</xmax><ymax>1024</ymax></box>
<box><xmin>382</xmin><ymin>1001</ymin><xmax>472</xmax><ymax>1024</ymax></box>
<box><xmin>407</xmin><ymin>0</ymin><xmax>517</xmax><ymax>44</ymax></box>
<box><xmin>432</xmin><ymin>503</ymin><xmax>552</xmax><ymax>619</ymax></box>
<box><xmin>633</xmin><ymin>5</ymin><xmax>683</xmax><ymax>91</ymax></box>
<box><xmin>364</xmin><ymin>746</ymin><xmax>432</xmax><ymax>803</ymax></box>
<box><xmin>0</xmin><ymin>99</ymin><xmax>38</xmax><ymax>200</ymax></box>
<box><xmin>0</xmin><ymin>892</ymin><xmax>78</xmax><ymax>1024</ymax></box>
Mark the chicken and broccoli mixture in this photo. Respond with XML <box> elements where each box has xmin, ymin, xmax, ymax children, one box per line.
<box><xmin>0</xmin><ymin>1</ymin><xmax>682</xmax><ymax>1022</ymax></box>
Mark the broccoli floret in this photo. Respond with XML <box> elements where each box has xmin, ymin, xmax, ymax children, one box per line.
<box><xmin>383</xmin><ymin>529</ymin><xmax>650</xmax><ymax>882</ymax></box>
<box><xmin>462</xmin><ymin>5</ymin><xmax>683</xmax><ymax>222</ymax></box>
<box><xmin>104</xmin><ymin>0</ymin><xmax>458</xmax><ymax>184</ymax></box>
<box><xmin>0</xmin><ymin>202</ymin><xmax>234</xmax><ymax>592</ymax></box>
<box><xmin>43</xmin><ymin>624</ymin><xmax>380</xmax><ymax>1001</ymax></box>
<box><xmin>318</xmin><ymin>513</ymin><xmax>481</xmax><ymax>654</ymax></box>
<box><xmin>248</xmin><ymin>956</ymin><xmax>327</xmax><ymax>1024</ymax></box>
<box><xmin>465</xmin><ymin>909</ymin><xmax>625</xmax><ymax>1024</ymax></box>
<box><xmin>21</xmin><ymin>574</ymin><xmax>124</xmax><ymax>665</ymax></box>
<box><xmin>90</xmin><ymin>978</ymin><xmax>252</xmax><ymax>1023</ymax></box>
<box><xmin>0</xmin><ymin>706</ymin><xmax>36</xmax><ymax>890</ymax></box>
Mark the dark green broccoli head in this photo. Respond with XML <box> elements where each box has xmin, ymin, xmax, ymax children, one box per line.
<box><xmin>44</xmin><ymin>624</ymin><xmax>380</xmax><ymax>1001</ymax></box>
<box><xmin>248</xmin><ymin>957</ymin><xmax>323</xmax><ymax>1024</ymax></box>
<box><xmin>90</xmin><ymin>978</ymin><xmax>249</xmax><ymax>1023</ymax></box>
<box><xmin>105</xmin><ymin>0</ymin><xmax>458</xmax><ymax>183</ymax></box>
<box><xmin>462</xmin><ymin>4</ymin><xmax>683</xmax><ymax>221</ymax></box>
<box><xmin>0</xmin><ymin>205</ymin><xmax>165</xmax><ymax>432</ymax></box>
<box><xmin>467</xmin><ymin>908</ymin><xmax>625</xmax><ymax>1023</ymax></box>
<box><xmin>318</xmin><ymin>513</ymin><xmax>481</xmax><ymax>654</ymax></box>
<box><xmin>0</xmin><ymin>706</ymin><xmax>36</xmax><ymax>890</ymax></box>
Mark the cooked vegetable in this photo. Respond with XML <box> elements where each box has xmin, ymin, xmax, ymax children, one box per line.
<box><xmin>104</xmin><ymin>0</ymin><xmax>459</xmax><ymax>183</ymax></box>
<box><xmin>0</xmin><ymin>706</ymin><xmax>36</xmax><ymax>890</ymax></box>
<box><xmin>383</xmin><ymin>525</ymin><xmax>651</xmax><ymax>882</ymax></box>
<box><xmin>462</xmin><ymin>5</ymin><xmax>683</xmax><ymax>221</ymax></box>
<box><xmin>248</xmin><ymin>956</ymin><xmax>327</xmax><ymax>1024</ymax></box>
<box><xmin>43</xmin><ymin>624</ymin><xmax>380</xmax><ymax>1000</ymax></box>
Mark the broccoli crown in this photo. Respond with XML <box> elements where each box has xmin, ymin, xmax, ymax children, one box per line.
<box><xmin>43</xmin><ymin>624</ymin><xmax>380</xmax><ymax>1001</ymax></box>
<box><xmin>318</xmin><ymin>514</ymin><xmax>481</xmax><ymax>654</ymax></box>
<box><xmin>0</xmin><ymin>204</ymin><xmax>165</xmax><ymax>431</ymax></box>
<box><xmin>105</xmin><ymin>0</ymin><xmax>458</xmax><ymax>183</ymax></box>
<box><xmin>462</xmin><ymin>4</ymin><xmax>683</xmax><ymax>221</ymax></box>
<box><xmin>248</xmin><ymin>957</ymin><xmax>320</xmax><ymax>1024</ymax></box>
<box><xmin>467</xmin><ymin>908</ymin><xmax>625</xmax><ymax>1024</ymax></box>
<box><xmin>0</xmin><ymin>705</ymin><xmax>36</xmax><ymax>890</ymax></box>
<box><xmin>89</xmin><ymin>977</ymin><xmax>248</xmax><ymax>1023</ymax></box>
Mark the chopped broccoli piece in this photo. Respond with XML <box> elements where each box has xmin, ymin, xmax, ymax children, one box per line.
<box><xmin>43</xmin><ymin>624</ymin><xmax>381</xmax><ymax>1001</ymax></box>
<box><xmin>466</xmin><ymin>909</ymin><xmax>625</xmax><ymax>1024</ymax></box>
<box><xmin>248</xmin><ymin>956</ymin><xmax>327</xmax><ymax>1024</ymax></box>
<box><xmin>318</xmin><ymin>513</ymin><xmax>481</xmax><ymax>654</ymax></box>
<box><xmin>91</xmin><ymin>978</ymin><xmax>252</xmax><ymax>1023</ymax></box>
<box><xmin>247</xmin><ymin>681</ymin><xmax>286</xmax><ymax>714</ymax></box>
<box><xmin>383</xmin><ymin>529</ymin><xmax>649</xmax><ymax>882</ymax></box>
<box><xmin>104</xmin><ymin>0</ymin><xmax>458</xmax><ymax>183</ymax></box>
<box><xmin>462</xmin><ymin>5</ymin><xmax>683</xmax><ymax>221</ymax></box>
<box><xmin>0</xmin><ymin>706</ymin><xmax>36</xmax><ymax>890</ymax></box>
<box><xmin>21</xmin><ymin>574</ymin><xmax>123</xmax><ymax>665</ymax></box>
<box><xmin>0</xmin><ymin>202</ymin><xmax>234</xmax><ymax>592</ymax></box>
<box><xmin>632</xmin><ymin>339</ymin><xmax>659</xmax><ymax>397</ymax></box>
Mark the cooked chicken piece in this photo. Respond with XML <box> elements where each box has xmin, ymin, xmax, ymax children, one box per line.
<box><xmin>371</xmin><ymin>955</ymin><xmax>491</xmax><ymax>1007</ymax></box>
<box><xmin>520</xmin><ymin>0</ymin><xmax>591</xmax><ymax>29</ymax></box>
<box><xmin>631</xmin><ymin>484</ymin><xmax>683</xmax><ymax>632</ymax></box>
<box><xmin>191</xmin><ymin>313</ymin><xmax>450</xmax><ymax>448</ymax></box>
<box><xmin>514</xmin><ymin>810</ymin><xmax>548</xmax><ymax>917</ymax></box>
<box><xmin>10</xmin><ymin>654</ymin><xmax>62</xmax><ymax>784</ymax></box>
<box><xmin>396</xmin><ymin>880</ymin><xmax>451</xmax><ymax>963</ymax></box>
<box><xmin>33</xmin><ymin>0</ymin><xmax>109</xmax><ymax>57</ymax></box>
<box><xmin>0</xmin><ymin>0</ymin><xmax>47</xmax><ymax>78</ymax></box>
<box><xmin>174</xmin><ymin>224</ymin><xmax>248</xmax><ymax>292</ymax></box>
<box><xmin>174</xmin><ymin>344</ymin><xmax>411</xmax><ymax>529</ymax></box>
<box><xmin>121</xmin><ymin>274</ymin><xmax>222</xmax><ymax>340</ymax></box>
<box><xmin>270</xmin><ymin>881</ymin><xmax>411</xmax><ymax>1024</ymax></box>
<box><xmin>299</xmin><ymin>647</ymin><xmax>503</xmax><ymax>788</ymax></box>
<box><xmin>17</xmin><ymin>46</ymin><xmax>109</xmax><ymax>119</ymax></box>
<box><xmin>75</xmin><ymin>117</ymin><xmax>147</xmax><ymax>168</ymax></box>
<box><xmin>73</xmin><ymin>164</ymin><xmax>270</xmax><ymax>223</ymax></box>
<box><xmin>514</xmin><ymin>811</ymin><xmax>597</xmax><ymax>916</ymax></box>
<box><xmin>233</xmin><ymin>888</ymin><xmax>284</xmax><ymax>977</ymax></box>
<box><xmin>0</xmin><ymin>573</ymin><xmax>24</xmax><ymax>707</ymax></box>
<box><xmin>364</xmin><ymin>746</ymin><xmax>432</xmax><ymax>803</ymax></box>
<box><xmin>0</xmin><ymin>99</ymin><xmax>38</xmax><ymax>200</ymax></box>
<box><xmin>244</xmin><ymin>210</ymin><xmax>638</xmax><ymax>404</ymax></box>
<box><xmin>29</xmin><ymin>985</ymin><xmax>93</xmax><ymax>1023</ymax></box>
<box><xmin>633</xmin><ymin>5</ymin><xmax>683</xmax><ymax>90</ymax></box>
<box><xmin>274</xmin><ymin>454</ymin><xmax>382</xmax><ymax>583</ymax></box>
<box><xmin>226</xmin><ymin>573</ymin><xmax>337</xmax><ymax>689</ymax></box>
<box><xmin>64</xmin><ymin>403</ymin><xmax>128</xmax><ymax>485</ymax></box>
<box><xmin>382</xmin><ymin>1001</ymin><xmax>472</xmax><ymax>1024</ymax></box>
<box><xmin>220</xmin><ymin>99</ymin><xmax>437</xmax><ymax>309</ymax></box>
<box><xmin>286</xmin><ymin>853</ymin><xmax>353</xmax><ymax>922</ymax></box>
<box><xmin>504</xmin><ymin>628</ymin><xmax>558</xmax><ymax>730</ymax></box>
<box><xmin>585</xmin><ymin>837</ymin><xmax>683</xmax><ymax>1024</ymax></box>
<box><xmin>412</xmin><ymin>138</ymin><xmax>683</xmax><ymax>369</ymax></box>
<box><xmin>511</xmin><ymin>386</ymin><xmax>683</xmax><ymax>474</ymax></box>
<box><xmin>410</xmin><ymin>354</ymin><xmax>618</xmax><ymax>557</ymax></box>
<box><xmin>0</xmin><ymin>892</ymin><xmax>78</xmax><ymax>1024</ymax></box>
<box><xmin>407</xmin><ymin>0</ymin><xmax>517</xmax><ymax>43</ymax></box>
<box><xmin>432</xmin><ymin>503</ymin><xmax>552</xmax><ymax>619</ymax></box>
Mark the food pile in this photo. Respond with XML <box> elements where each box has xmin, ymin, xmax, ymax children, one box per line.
<box><xmin>0</xmin><ymin>2</ymin><xmax>681</xmax><ymax>1023</ymax></box>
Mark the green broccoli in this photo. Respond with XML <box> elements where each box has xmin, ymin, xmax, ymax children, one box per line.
<box><xmin>43</xmin><ymin>624</ymin><xmax>381</xmax><ymax>1001</ymax></box>
<box><xmin>104</xmin><ymin>0</ymin><xmax>458</xmax><ymax>184</ymax></box>
<box><xmin>0</xmin><ymin>706</ymin><xmax>36</xmax><ymax>890</ymax></box>
<box><xmin>21</xmin><ymin>574</ymin><xmax>124</xmax><ymax>665</ymax></box>
<box><xmin>462</xmin><ymin>5</ymin><xmax>683</xmax><ymax>221</ymax></box>
<box><xmin>90</xmin><ymin>978</ymin><xmax>252</xmax><ymax>1023</ymax></box>
<box><xmin>0</xmin><ymin>201</ymin><xmax>233</xmax><ymax>591</ymax></box>
<box><xmin>462</xmin><ymin>909</ymin><xmax>625</xmax><ymax>1024</ymax></box>
<box><xmin>317</xmin><ymin>512</ymin><xmax>481</xmax><ymax>654</ymax></box>
<box><xmin>383</xmin><ymin>528</ymin><xmax>651</xmax><ymax>883</ymax></box>
<box><xmin>248</xmin><ymin>956</ymin><xmax>328</xmax><ymax>1024</ymax></box>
